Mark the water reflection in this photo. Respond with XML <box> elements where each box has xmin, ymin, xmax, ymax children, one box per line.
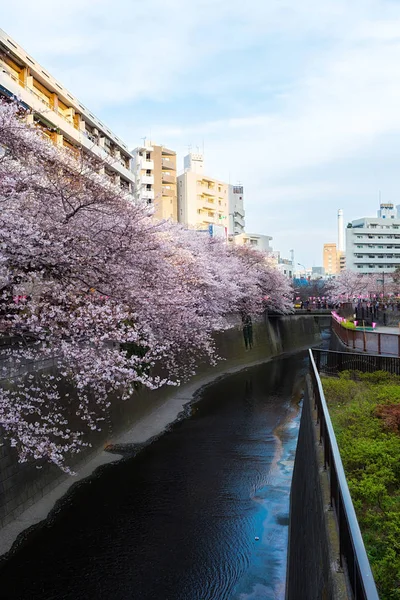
<box><xmin>0</xmin><ymin>353</ymin><xmax>307</xmax><ymax>600</ymax></box>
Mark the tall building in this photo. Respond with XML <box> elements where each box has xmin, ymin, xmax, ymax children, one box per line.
<box><xmin>177</xmin><ymin>153</ymin><xmax>229</xmax><ymax>231</ymax></box>
<box><xmin>323</xmin><ymin>243</ymin><xmax>338</xmax><ymax>276</ymax></box>
<box><xmin>0</xmin><ymin>29</ymin><xmax>134</xmax><ymax>191</ymax></box>
<box><xmin>228</xmin><ymin>185</ymin><xmax>245</xmax><ymax>235</ymax></box>
<box><xmin>132</xmin><ymin>141</ymin><xmax>177</xmax><ymax>220</ymax></box>
<box><xmin>338</xmin><ymin>209</ymin><xmax>345</xmax><ymax>252</ymax></box>
<box><xmin>346</xmin><ymin>203</ymin><xmax>400</xmax><ymax>273</ymax></box>
<box><xmin>337</xmin><ymin>208</ymin><xmax>346</xmax><ymax>272</ymax></box>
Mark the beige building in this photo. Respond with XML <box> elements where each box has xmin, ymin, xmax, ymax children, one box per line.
<box><xmin>323</xmin><ymin>243</ymin><xmax>339</xmax><ymax>275</ymax></box>
<box><xmin>177</xmin><ymin>153</ymin><xmax>229</xmax><ymax>232</ymax></box>
<box><xmin>231</xmin><ymin>232</ymin><xmax>272</xmax><ymax>252</ymax></box>
<box><xmin>132</xmin><ymin>141</ymin><xmax>177</xmax><ymax>220</ymax></box>
<box><xmin>0</xmin><ymin>28</ymin><xmax>134</xmax><ymax>191</ymax></box>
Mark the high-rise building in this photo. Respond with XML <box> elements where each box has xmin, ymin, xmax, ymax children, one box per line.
<box><xmin>323</xmin><ymin>243</ymin><xmax>338</xmax><ymax>276</ymax></box>
<box><xmin>338</xmin><ymin>209</ymin><xmax>345</xmax><ymax>252</ymax></box>
<box><xmin>346</xmin><ymin>203</ymin><xmax>400</xmax><ymax>273</ymax></box>
<box><xmin>177</xmin><ymin>153</ymin><xmax>229</xmax><ymax>231</ymax></box>
<box><xmin>337</xmin><ymin>208</ymin><xmax>346</xmax><ymax>272</ymax></box>
<box><xmin>228</xmin><ymin>185</ymin><xmax>245</xmax><ymax>235</ymax></box>
<box><xmin>132</xmin><ymin>141</ymin><xmax>177</xmax><ymax>220</ymax></box>
<box><xmin>0</xmin><ymin>28</ymin><xmax>134</xmax><ymax>191</ymax></box>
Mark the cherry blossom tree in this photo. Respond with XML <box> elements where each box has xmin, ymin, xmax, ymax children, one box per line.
<box><xmin>326</xmin><ymin>270</ymin><xmax>376</xmax><ymax>302</ymax></box>
<box><xmin>0</xmin><ymin>102</ymin><xmax>292</xmax><ymax>471</ymax></box>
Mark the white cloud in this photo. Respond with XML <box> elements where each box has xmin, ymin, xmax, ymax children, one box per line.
<box><xmin>3</xmin><ymin>0</ymin><xmax>400</xmax><ymax>266</ymax></box>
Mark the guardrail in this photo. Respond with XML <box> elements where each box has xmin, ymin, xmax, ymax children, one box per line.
<box><xmin>332</xmin><ymin>315</ymin><xmax>400</xmax><ymax>356</ymax></box>
<box><xmin>309</xmin><ymin>349</ymin><xmax>379</xmax><ymax>600</ymax></box>
<box><xmin>313</xmin><ymin>347</ymin><xmax>400</xmax><ymax>376</ymax></box>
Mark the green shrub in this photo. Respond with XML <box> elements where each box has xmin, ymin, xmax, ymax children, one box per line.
<box><xmin>322</xmin><ymin>374</ymin><xmax>400</xmax><ymax>599</ymax></box>
<box><xmin>341</xmin><ymin>320</ymin><xmax>356</xmax><ymax>330</ymax></box>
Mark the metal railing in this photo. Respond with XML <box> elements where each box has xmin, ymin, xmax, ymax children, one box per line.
<box><xmin>309</xmin><ymin>350</ymin><xmax>379</xmax><ymax>600</ymax></box>
<box><xmin>332</xmin><ymin>315</ymin><xmax>400</xmax><ymax>356</ymax></box>
<box><xmin>313</xmin><ymin>347</ymin><xmax>400</xmax><ymax>376</ymax></box>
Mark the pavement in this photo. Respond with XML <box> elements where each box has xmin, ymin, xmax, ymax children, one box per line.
<box><xmin>372</xmin><ymin>326</ymin><xmax>400</xmax><ymax>335</ymax></box>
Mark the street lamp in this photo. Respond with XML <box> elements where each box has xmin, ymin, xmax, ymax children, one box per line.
<box><xmin>297</xmin><ymin>263</ymin><xmax>306</xmax><ymax>276</ymax></box>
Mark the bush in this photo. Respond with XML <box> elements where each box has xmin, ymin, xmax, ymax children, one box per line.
<box><xmin>322</xmin><ymin>374</ymin><xmax>400</xmax><ymax>599</ymax></box>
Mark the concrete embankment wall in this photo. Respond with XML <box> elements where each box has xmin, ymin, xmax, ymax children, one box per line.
<box><xmin>286</xmin><ymin>377</ymin><xmax>349</xmax><ymax>600</ymax></box>
<box><xmin>0</xmin><ymin>314</ymin><xmax>323</xmax><ymax>543</ymax></box>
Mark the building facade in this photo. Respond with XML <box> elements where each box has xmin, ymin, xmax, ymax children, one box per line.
<box><xmin>177</xmin><ymin>153</ymin><xmax>229</xmax><ymax>231</ymax></box>
<box><xmin>0</xmin><ymin>29</ymin><xmax>134</xmax><ymax>191</ymax></box>
<box><xmin>132</xmin><ymin>141</ymin><xmax>177</xmax><ymax>220</ymax></box>
<box><xmin>228</xmin><ymin>185</ymin><xmax>245</xmax><ymax>235</ymax></box>
<box><xmin>323</xmin><ymin>243</ymin><xmax>338</xmax><ymax>276</ymax></box>
<box><xmin>232</xmin><ymin>233</ymin><xmax>273</xmax><ymax>252</ymax></box>
<box><xmin>346</xmin><ymin>204</ymin><xmax>400</xmax><ymax>273</ymax></box>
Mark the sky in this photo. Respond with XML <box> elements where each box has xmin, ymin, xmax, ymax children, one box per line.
<box><xmin>2</xmin><ymin>0</ymin><xmax>400</xmax><ymax>267</ymax></box>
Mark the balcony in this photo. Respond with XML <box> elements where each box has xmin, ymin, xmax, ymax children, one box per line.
<box><xmin>139</xmin><ymin>159</ymin><xmax>154</xmax><ymax>170</ymax></box>
<box><xmin>162</xmin><ymin>173</ymin><xmax>175</xmax><ymax>184</ymax></box>
<box><xmin>140</xmin><ymin>190</ymin><xmax>155</xmax><ymax>200</ymax></box>
<box><xmin>162</xmin><ymin>186</ymin><xmax>175</xmax><ymax>196</ymax></box>
<box><xmin>162</xmin><ymin>158</ymin><xmax>176</xmax><ymax>170</ymax></box>
<box><xmin>234</xmin><ymin>214</ymin><xmax>245</xmax><ymax>227</ymax></box>
<box><xmin>141</xmin><ymin>175</ymin><xmax>154</xmax><ymax>185</ymax></box>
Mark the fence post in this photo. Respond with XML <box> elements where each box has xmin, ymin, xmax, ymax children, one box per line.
<box><xmin>378</xmin><ymin>333</ymin><xmax>381</xmax><ymax>355</ymax></box>
<box><xmin>398</xmin><ymin>335</ymin><xmax>400</xmax><ymax>358</ymax></box>
<box><xmin>353</xmin><ymin>330</ymin><xmax>355</xmax><ymax>349</ymax></box>
<box><xmin>316</xmin><ymin>350</ymin><xmax>321</xmax><ymax>372</ymax></box>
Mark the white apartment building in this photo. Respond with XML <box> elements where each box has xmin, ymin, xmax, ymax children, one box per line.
<box><xmin>346</xmin><ymin>203</ymin><xmax>400</xmax><ymax>273</ymax></box>
<box><xmin>177</xmin><ymin>153</ymin><xmax>229</xmax><ymax>231</ymax></box>
<box><xmin>231</xmin><ymin>232</ymin><xmax>273</xmax><ymax>252</ymax></box>
<box><xmin>228</xmin><ymin>185</ymin><xmax>245</xmax><ymax>235</ymax></box>
<box><xmin>132</xmin><ymin>141</ymin><xmax>177</xmax><ymax>220</ymax></box>
<box><xmin>0</xmin><ymin>29</ymin><xmax>134</xmax><ymax>190</ymax></box>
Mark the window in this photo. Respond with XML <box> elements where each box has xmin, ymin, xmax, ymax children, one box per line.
<box><xmin>146</xmin><ymin>152</ymin><xmax>151</xmax><ymax>160</ymax></box>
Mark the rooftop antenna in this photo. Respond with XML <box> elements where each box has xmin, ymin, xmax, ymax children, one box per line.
<box><xmin>141</xmin><ymin>136</ymin><xmax>146</xmax><ymax>148</ymax></box>
<box><xmin>379</xmin><ymin>190</ymin><xmax>381</xmax><ymax>205</ymax></box>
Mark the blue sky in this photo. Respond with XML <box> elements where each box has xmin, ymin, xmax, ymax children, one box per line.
<box><xmin>3</xmin><ymin>0</ymin><xmax>400</xmax><ymax>267</ymax></box>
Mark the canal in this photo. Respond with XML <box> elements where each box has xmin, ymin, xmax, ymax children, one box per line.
<box><xmin>0</xmin><ymin>350</ymin><xmax>309</xmax><ymax>600</ymax></box>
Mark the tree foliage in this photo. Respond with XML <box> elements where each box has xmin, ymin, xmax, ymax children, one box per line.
<box><xmin>0</xmin><ymin>102</ymin><xmax>292</xmax><ymax>471</ymax></box>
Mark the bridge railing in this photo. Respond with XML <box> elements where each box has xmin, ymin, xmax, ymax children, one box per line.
<box><xmin>312</xmin><ymin>347</ymin><xmax>400</xmax><ymax>376</ymax></box>
<box><xmin>309</xmin><ymin>349</ymin><xmax>379</xmax><ymax>600</ymax></box>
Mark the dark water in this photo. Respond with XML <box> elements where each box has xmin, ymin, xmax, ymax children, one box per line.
<box><xmin>0</xmin><ymin>352</ymin><xmax>308</xmax><ymax>600</ymax></box>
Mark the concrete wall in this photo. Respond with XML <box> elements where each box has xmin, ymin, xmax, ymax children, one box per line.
<box><xmin>286</xmin><ymin>378</ymin><xmax>349</xmax><ymax>600</ymax></box>
<box><xmin>0</xmin><ymin>314</ymin><xmax>322</xmax><ymax>534</ymax></box>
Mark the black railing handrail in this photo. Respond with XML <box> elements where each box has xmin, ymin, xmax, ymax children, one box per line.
<box><xmin>309</xmin><ymin>349</ymin><xmax>379</xmax><ymax>600</ymax></box>
<box><xmin>312</xmin><ymin>347</ymin><xmax>400</xmax><ymax>361</ymax></box>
